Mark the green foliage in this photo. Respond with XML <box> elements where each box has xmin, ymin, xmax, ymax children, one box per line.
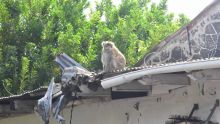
<box><xmin>178</xmin><ymin>13</ymin><xmax>190</xmax><ymax>26</ymax></box>
<box><xmin>0</xmin><ymin>0</ymin><xmax>190</xmax><ymax>96</ymax></box>
<box><xmin>20</xmin><ymin>56</ymin><xmax>29</xmax><ymax>92</ymax></box>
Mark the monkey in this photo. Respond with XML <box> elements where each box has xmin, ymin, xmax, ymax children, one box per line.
<box><xmin>101</xmin><ymin>41</ymin><xmax>126</xmax><ymax>72</ymax></box>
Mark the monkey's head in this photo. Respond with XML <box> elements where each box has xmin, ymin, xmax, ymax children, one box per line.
<box><xmin>102</xmin><ymin>41</ymin><xmax>115</xmax><ymax>52</ymax></box>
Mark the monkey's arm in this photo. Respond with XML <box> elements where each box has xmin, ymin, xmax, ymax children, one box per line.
<box><xmin>101</xmin><ymin>52</ymin><xmax>111</xmax><ymax>72</ymax></box>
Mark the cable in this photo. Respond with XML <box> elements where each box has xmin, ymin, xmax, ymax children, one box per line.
<box><xmin>70</xmin><ymin>92</ymin><xmax>77</xmax><ymax>124</ymax></box>
<box><xmin>70</xmin><ymin>102</ymin><xmax>74</xmax><ymax>124</ymax></box>
<box><xmin>2</xmin><ymin>82</ymin><xmax>14</xmax><ymax>95</ymax></box>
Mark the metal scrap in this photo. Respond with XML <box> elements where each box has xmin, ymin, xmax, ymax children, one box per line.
<box><xmin>36</xmin><ymin>78</ymin><xmax>55</xmax><ymax>124</ymax></box>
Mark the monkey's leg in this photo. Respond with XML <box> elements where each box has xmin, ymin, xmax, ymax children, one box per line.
<box><xmin>104</xmin><ymin>65</ymin><xmax>109</xmax><ymax>72</ymax></box>
<box><xmin>103</xmin><ymin>65</ymin><xmax>106</xmax><ymax>72</ymax></box>
<box><xmin>110</xmin><ymin>60</ymin><xmax>118</xmax><ymax>72</ymax></box>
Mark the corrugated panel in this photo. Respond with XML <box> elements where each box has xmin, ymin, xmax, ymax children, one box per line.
<box><xmin>55</xmin><ymin>53</ymin><xmax>88</xmax><ymax>71</ymax></box>
<box><xmin>0</xmin><ymin>83</ymin><xmax>62</xmax><ymax>103</ymax></box>
<box><xmin>0</xmin><ymin>86</ymin><xmax>47</xmax><ymax>102</ymax></box>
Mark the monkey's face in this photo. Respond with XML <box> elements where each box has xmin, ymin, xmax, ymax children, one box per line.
<box><xmin>102</xmin><ymin>42</ymin><xmax>113</xmax><ymax>52</ymax></box>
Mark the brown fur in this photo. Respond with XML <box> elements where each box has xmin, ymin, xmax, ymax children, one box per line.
<box><xmin>101</xmin><ymin>41</ymin><xmax>126</xmax><ymax>72</ymax></box>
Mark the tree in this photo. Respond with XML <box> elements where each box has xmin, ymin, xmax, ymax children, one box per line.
<box><xmin>0</xmin><ymin>0</ymin><xmax>190</xmax><ymax>96</ymax></box>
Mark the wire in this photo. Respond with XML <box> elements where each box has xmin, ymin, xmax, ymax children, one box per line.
<box><xmin>2</xmin><ymin>82</ymin><xmax>14</xmax><ymax>95</ymax></box>
<box><xmin>70</xmin><ymin>92</ymin><xmax>77</xmax><ymax>124</ymax></box>
<box><xmin>70</xmin><ymin>102</ymin><xmax>74</xmax><ymax>124</ymax></box>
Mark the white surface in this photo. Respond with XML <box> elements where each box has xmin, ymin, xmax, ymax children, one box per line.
<box><xmin>152</xmin><ymin>0</ymin><xmax>214</xmax><ymax>19</ymax></box>
<box><xmin>101</xmin><ymin>58</ymin><xmax>220</xmax><ymax>89</ymax></box>
<box><xmin>89</xmin><ymin>0</ymin><xmax>214</xmax><ymax>19</ymax></box>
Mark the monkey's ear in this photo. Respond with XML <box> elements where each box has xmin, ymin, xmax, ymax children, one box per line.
<box><xmin>109</xmin><ymin>41</ymin><xmax>115</xmax><ymax>46</ymax></box>
<box><xmin>102</xmin><ymin>41</ymin><xmax>106</xmax><ymax>47</ymax></box>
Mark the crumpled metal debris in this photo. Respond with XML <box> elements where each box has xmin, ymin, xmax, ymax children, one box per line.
<box><xmin>53</xmin><ymin>95</ymin><xmax>65</xmax><ymax>124</ymax></box>
<box><xmin>36</xmin><ymin>78</ymin><xmax>55</xmax><ymax>124</ymax></box>
<box><xmin>36</xmin><ymin>53</ymin><xmax>101</xmax><ymax>124</ymax></box>
<box><xmin>55</xmin><ymin>53</ymin><xmax>88</xmax><ymax>71</ymax></box>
